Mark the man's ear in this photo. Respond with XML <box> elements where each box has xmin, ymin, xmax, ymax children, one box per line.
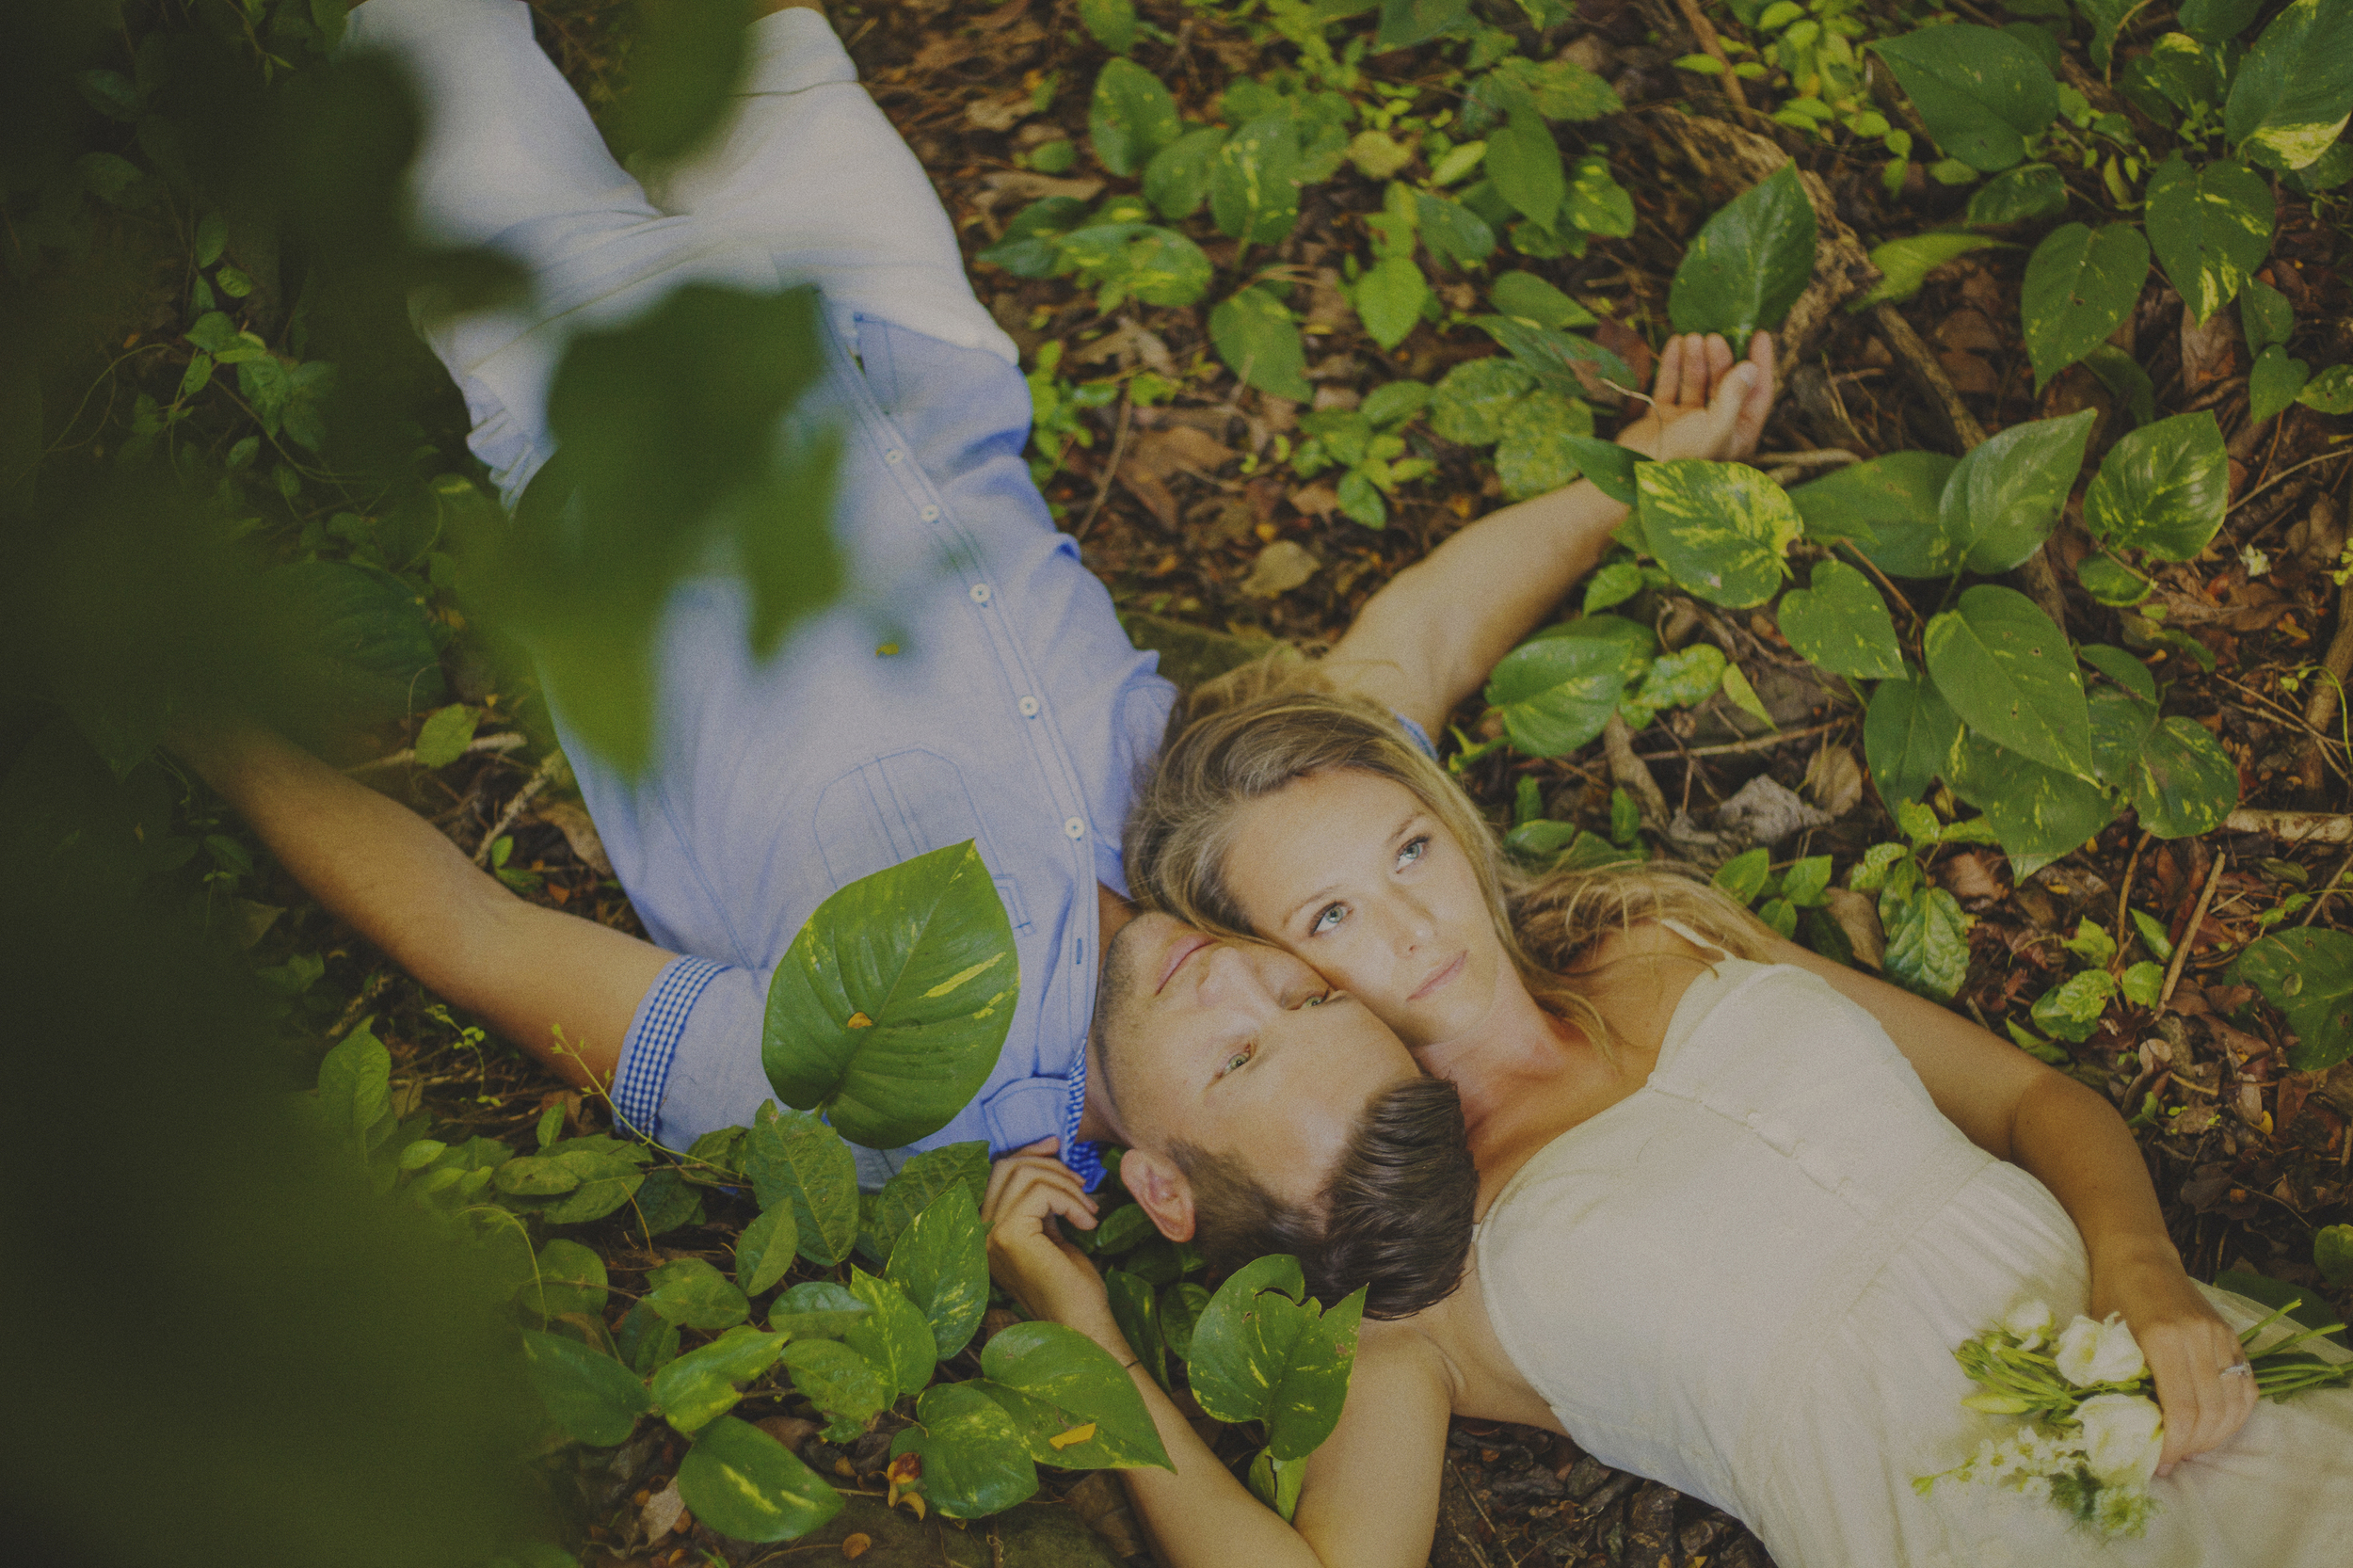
<box><xmin>1118</xmin><ymin>1147</ymin><xmax>1195</xmax><ymax>1242</ymax></box>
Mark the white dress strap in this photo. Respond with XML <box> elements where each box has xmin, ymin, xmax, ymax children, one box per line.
<box><xmin>1654</xmin><ymin>916</ymin><xmax>1729</xmax><ymax>959</ymax></box>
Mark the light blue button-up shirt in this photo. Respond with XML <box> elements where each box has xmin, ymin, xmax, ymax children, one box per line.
<box><xmin>573</xmin><ymin>312</ymin><xmax>1175</xmax><ymax>1168</ymax></box>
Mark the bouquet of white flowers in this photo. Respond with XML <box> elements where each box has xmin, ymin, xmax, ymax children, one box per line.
<box><xmin>1915</xmin><ymin>1296</ymin><xmax>2350</xmax><ymax>1540</ymax></box>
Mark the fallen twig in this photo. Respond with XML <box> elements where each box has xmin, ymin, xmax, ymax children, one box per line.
<box><xmin>2161</xmin><ymin>849</ymin><xmax>2227</xmax><ymax>1009</ymax></box>
<box><xmin>2302</xmin><ymin>845</ymin><xmax>2353</xmax><ymax>926</ymax></box>
<box><xmin>2303</xmin><ymin>576</ymin><xmax>2353</xmax><ymax>738</ymax></box>
<box><xmin>474</xmin><ymin>753</ymin><xmax>558</xmax><ymax>867</ymax></box>
<box><xmin>1669</xmin><ymin>0</ymin><xmax>1747</xmax><ymax>107</ymax></box>
<box><xmin>1073</xmin><ymin>391</ymin><xmax>1134</xmax><ymax>542</ymax></box>
<box><xmin>1634</xmin><ymin>718</ymin><xmax>1846</xmax><ymax>760</ymax></box>
<box><xmin>2223</xmin><ymin>808</ymin><xmax>2353</xmax><ymax>843</ymax></box>
<box><xmin>1605</xmin><ymin>712</ymin><xmax>1671</xmax><ymax>828</ymax></box>
<box><xmin>2224</xmin><ymin>444</ymin><xmax>2353</xmax><ymax>517</ymax></box>
<box><xmin>347</xmin><ymin>730</ymin><xmax>528</xmax><ymax>774</ymax></box>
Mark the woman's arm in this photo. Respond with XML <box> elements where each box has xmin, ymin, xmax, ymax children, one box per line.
<box><xmin>1321</xmin><ymin>331</ymin><xmax>1775</xmax><ymax>739</ymax></box>
<box><xmin>1758</xmin><ymin>933</ymin><xmax>2257</xmax><ymax>1471</ymax></box>
<box><xmin>981</xmin><ymin>1145</ymin><xmax>1455</xmax><ymax>1568</ymax></box>
<box><xmin>171</xmin><ymin>719</ymin><xmax>672</xmax><ymax>1090</ymax></box>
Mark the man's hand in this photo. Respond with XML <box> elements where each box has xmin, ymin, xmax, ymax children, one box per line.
<box><xmin>983</xmin><ymin>1139</ymin><xmax>1122</xmax><ymax>1343</ymax></box>
<box><xmin>1612</xmin><ymin>330</ymin><xmax>1775</xmax><ymax>464</ymax></box>
<box><xmin>2092</xmin><ymin>1245</ymin><xmax>2259</xmax><ymax>1474</ymax></box>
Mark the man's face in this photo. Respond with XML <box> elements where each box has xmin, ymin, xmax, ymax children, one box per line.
<box><xmin>1095</xmin><ymin>910</ymin><xmax>1420</xmax><ymax>1210</ymax></box>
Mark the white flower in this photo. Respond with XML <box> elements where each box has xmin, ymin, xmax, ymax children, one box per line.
<box><xmin>2077</xmin><ymin>1394</ymin><xmax>2166</xmax><ymax>1489</ymax></box>
<box><xmin>2017</xmin><ymin>1474</ymin><xmax>2053</xmax><ymax>1503</ymax></box>
<box><xmin>2002</xmin><ymin>1299</ymin><xmax>2055</xmax><ymax>1351</ymax></box>
<box><xmin>2054</xmin><ymin>1313</ymin><xmax>2148</xmax><ymax>1387</ymax></box>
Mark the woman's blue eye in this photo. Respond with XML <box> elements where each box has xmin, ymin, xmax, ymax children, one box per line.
<box><xmin>1219</xmin><ymin>1047</ymin><xmax>1253</xmax><ymax>1076</ymax></box>
<box><xmin>1311</xmin><ymin>904</ymin><xmax>1347</xmax><ymax>936</ymax></box>
<box><xmin>1397</xmin><ymin>836</ymin><xmax>1429</xmax><ymax>870</ymax></box>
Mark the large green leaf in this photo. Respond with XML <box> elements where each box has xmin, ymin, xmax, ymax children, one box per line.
<box><xmin>844</xmin><ymin>1266</ymin><xmax>936</xmax><ymax>1404</ymax></box>
<box><xmin>2145</xmin><ymin>156</ymin><xmax>2275</xmax><ymax>323</ymax></box>
<box><xmin>1473</xmin><ymin>314</ymin><xmax>1636</xmax><ymax>397</ymax></box>
<box><xmin>2180</xmin><ymin>0</ymin><xmax>2264</xmax><ymax>45</ymax></box>
<box><xmin>779</xmin><ymin>1338</ymin><xmax>890</xmax><ymax>1436</ymax></box>
<box><xmin>1777</xmin><ymin>560</ymin><xmax>1903</xmax><ymax>678</ymax></box>
<box><xmin>1210</xmin><ymin>114</ymin><xmax>1303</xmax><ymax>245</ymax></box>
<box><xmin>886</xmin><ymin>1184</ymin><xmax>989</xmax><ymax>1362</ymax></box>
<box><xmin>521</xmin><ymin>1331</ymin><xmax>651</xmax><ymax>1447</ymax></box>
<box><xmin>2233</xmin><ymin>929</ymin><xmax>2353</xmax><ymax>1069</ymax></box>
<box><xmin>893</xmin><ymin>1383</ymin><xmax>1039</xmax><ymax>1518</ymax></box>
<box><xmin>677</xmin><ymin>1416</ymin><xmax>842</xmax><ymax>1544</ymax></box>
<box><xmin>2021</xmin><ymin>223</ymin><xmax>2151</xmax><ymax>387</ymax></box>
<box><xmin>520</xmin><ymin>1238</ymin><xmax>609</xmax><ymax>1323</ymax></box>
<box><xmin>1792</xmin><ymin>451</ymin><xmax>1958</xmax><ymax>577</ymax></box>
<box><xmin>1666</xmin><ymin>163</ymin><xmax>1817</xmax><ymax>349</ymax></box>
<box><xmin>1871</xmin><ymin>24</ymin><xmax>2059</xmax><ymax>171</ymax></box>
<box><xmin>1923</xmin><ymin>584</ymin><xmax>2094</xmax><ymax>780</ymax></box>
<box><xmin>868</xmin><ymin>1142</ymin><xmax>990</xmax><ymax>1265</ymax></box>
<box><xmin>1089</xmin><ymin>58</ymin><xmax>1180</xmax><ymax>178</ymax></box>
<box><xmin>1483</xmin><ymin>616</ymin><xmax>1655</xmax><ymax>755</ymax></box>
<box><xmin>2224</xmin><ymin>0</ymin><xmax>2353</xmax><ymax>171</ymax></box>
<box><xmin>1144</xmin><ymin>126</ymin><xmax>1227</xmax><ymax>222</ymax></box>
<box><xmin>271</xmin><ymin>560</ymin><xmax>450</xmax><ymax>728</ymax></box>
<box><xmin>2089</xmin><ymin>683</ymin><xmax>2239</xmax><ymax>839</ymax></box>
<box><xmin>1495</xmin><ymin>388</ymin><xmax>1593</xmax><ymax>502</ymax></box>
<box><xmin>761</xmin><ymin>841</ymin><xmax>1016</xmax><ymax>1150</ymax></box>
<box><xmin>1185</xmin><ymin>1256</ymin><xmax>1366</xmax><ymax>1462</ymax></box>
<box><xmin>1353</xmin><ymin>252</ymin><xmax>1429</xmax><ymax>352</ymax></box>
<box><xmin>2250</xmin><ymin>345</ymin><xmax>2313</xmax><ymax>423</ymax></box>
<box><xmin>733</xmin><ymin>1204</ymin><xmax>799</xmax><ymax>1298</ymax></box>
<box><xmin>652</xmin><ymin>1328</ymin><xmax>786</xmax><ymax>1434</ymax></box>
<box><xmin>1865</xmin><ymin>665</ymin><xmax>1963</xmax><ymax>806</ymax></box>
<box><xmin>1210</xmin><ymin>286</ymin><xmax>1314</xmax><ymax>402</ymax></box>
<box><xmin>1637</xmin><ymin>460</ymin><xmax>1801</xmax><ymax>608</ymax></box>
<box><xmin>974</xmin><ymin>1320</ymin><xmax>1172</xmax><ymax>1470</ymax></box>
<box><xmin>2083</xmin><ymin>410</ymin><xmax>2229</xmax><ymax>561</ymax></box>
<box><xmin>1880</xmin><ymin>866</ymin><xmax>1976</xmax><ymax>1000</ymax></box>
<box><xmin>768</xmin><ymin>1279</ymin><xmax>872</xmax><ymax>1340</ymax></box>
<box><xmin>1937</xmin><ymin>409</ymin><xmax>2096</xmax><ymax>573</ymax></box>
<box><xmin>1428</xmin><ymin>357</ymin><xmax>1537</xmax><ymax>445</ymax></box>
<box><xmin>1945</xmin><ymin>728</ymin><xmax>2117</xmax><ymax>874</ymax></box>
<box><xmin>1486</xmin><ymin>109</ymin><xmax>1565</xmax><ymax>232</ymax></box>
<box><xmin>645</xmin><ymin>1258</ymin><xmax>751</xmax><ymax>1333</ymax></box>
<box><xmin>744</xmin><ymin>1102</ymin><xmax>860</xmax><ymax>1266</ymax></box>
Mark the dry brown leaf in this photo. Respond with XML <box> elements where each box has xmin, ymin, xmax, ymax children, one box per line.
<box><xmin>639</xmin><ymin>1478</ymin><xmax>686</xmax><ymax>1543</ymax></box>
<box><xmin>1064</xmin><ymin>1472</ymin><xmax>1149</xmax><ymax>1558</ymax></box>
<box><xmin>1072</xmin><ymin>317</ymin><xmax>1175</xmax><ymax>376</ymax></box>
<box><xmin>1801</xmin><ymin>744</ymin><xmax>1864</xmax><ymax>818</ymax></box>
<box><xmin>1118</xmin><ymin>426</ymin><xmax>1238</xmax><ymax>528</ymax></box>
<box><xmin>1289</xmin><ymin>483</ymin><xmax>1339</xmax><ymax>519</ymax></box>
<box><xmin>1241</xmin><ymin>540</ymin><xmax>1321</xmax><ymax>598</ymax></box>
<box><xmin>1938</xmin><ymin>851</ymin><xmax>2009</xmax><ymax>903</ymax></box>
<box><xmin>963</xmin><ymin>95</ymin><xmax>1032</xmax><ymax>132</ymax></box>
<box><xmin>531</xmin><ymin>797</ymin><xmax>614</xmax><ymax>877</ymax></box>
<box><xmin>1821</xmin><ymin>888</ymin><xmax>1885</xmax><ymax>970</ymax></box>
<box><xmin>1593</xmin><ymin>318</ymin><xmax>1652</xmax><ymax>392</ymax></box>
<box><xmin>2180</xmin><ymin>309</ymin><xmax>2246</xmax><ymax>391</ymax></box>
<box><xmin>1936</xmin><ymin>350</ymin><xmax>1999</xmax><ymax>394</ymax></box>
<box><xmin>1933</xmin><ymin>309</ymin><xmax>2002</xmax><ymax>353</ymax></box>
<box><xmin>840</xmin><ymin>1534</ymin><xmax>872</xmax><ymax>1560</ymax></box>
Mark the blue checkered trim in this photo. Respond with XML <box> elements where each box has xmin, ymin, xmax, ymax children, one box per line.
<box><xmin>611</xmin><ymin>956</ymin><xmax>726</xmax><ymax>1144</ymax></box>
<box><xmin>1060</xmin><ymin>1057</ymin><xmax>1109</xmax><ymax>1192</ymax></box>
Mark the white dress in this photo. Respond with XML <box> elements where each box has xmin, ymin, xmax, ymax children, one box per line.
<box><xmin>1474</xmin><ymin>948</ymin><xmax>2353</xmax><ymax>1567</ymax></box>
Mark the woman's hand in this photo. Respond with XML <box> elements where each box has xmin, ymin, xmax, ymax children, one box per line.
<box><xmin>1612</xmin><ymin>330</ymin><xmax>1775</xmax><ymax>464</ymax></box>
<box><xmin>983</xmin><ymin>1138</ymin><xmax>1122</xmax><ymax>1342</ymax></box>
<box><xmin>2091</xmin><ymin>1244</ymin><xmax>2259</xmax><ymax>1474</ymax></box>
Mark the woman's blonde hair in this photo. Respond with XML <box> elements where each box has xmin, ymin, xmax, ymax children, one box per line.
<box><xmin>1126</xmin><ymin>659</ymin><xmax>1769</xmax><ymax>1043</ymax></box>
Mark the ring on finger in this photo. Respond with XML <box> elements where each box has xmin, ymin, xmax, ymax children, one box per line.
<box><xmin>2218</xmin><ymin>1361</ymin><xmax>2254</xmax><ymax>1379</ymax></box>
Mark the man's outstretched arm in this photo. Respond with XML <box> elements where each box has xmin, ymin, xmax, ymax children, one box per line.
<box><xmin>1322</xmin><ymin>331</ymin><xmax>1774</xmax><ymax>740</ymax></box>
<box><xmin>173</xmin><ymin>720</ymin><xmax>671</xmax><ymax>1090</ymax></box>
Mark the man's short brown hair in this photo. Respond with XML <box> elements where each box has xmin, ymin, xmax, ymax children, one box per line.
<box><xmin>1173</xmin><ymin>1075</ymin><xmax>1475</xmax><ymax>1320</ymax></box>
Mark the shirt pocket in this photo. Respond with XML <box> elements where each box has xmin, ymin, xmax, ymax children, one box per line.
<box><xmin>811</xmin><ymin>747</ymin><xmax>1033</xmax><ymax>933</ymax></box>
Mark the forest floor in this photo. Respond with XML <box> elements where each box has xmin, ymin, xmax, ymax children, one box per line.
<box><xmin>303</xmin><ymin>2</ymin><xmax>2353</xmax><ymax>1565</ymax></box>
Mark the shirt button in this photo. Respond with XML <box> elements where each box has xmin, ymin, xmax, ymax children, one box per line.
<box><xmin>884</xmin><ymin>449</ymin><xmax>904</xmax><ymax>465</ymax></box>
<box><xmin>1018</xmin><ymin>696</ymin><xmax>1040</xmax><ymax>716</ymax></box>
<box><xmin>920</xmin><ymin>504</ymin><xmax>940</xmax><ymax>521</ymax></box>
<box><xmin>1064</xmin><ymin>817</ymin><xmax>1085</xmax><ymax>840</ymax></box>
<box><xmin>969</xmin><ymin>584</ymin><xmax>992</xmax><ymax>605</ymax></box>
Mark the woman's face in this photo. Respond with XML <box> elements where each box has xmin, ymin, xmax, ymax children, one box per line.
<box><xmin>1220</xmin><ymin>768</ymin><xmax>1506</xmax><ymax>1051</ymax></box>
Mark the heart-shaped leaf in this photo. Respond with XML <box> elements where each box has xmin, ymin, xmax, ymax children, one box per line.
<box><xmin>761</xmin><ymin>840</ymin><xmax>1017</xmax><ymax>1150</ymax></box>
<box><xmin>1210</xmin><ymin>285</ymin><xmax>1314</xmax><ymax>401</ymax></box>
<box><xmin>1937</xmin><ymin>409</ymin><xmax>2096</xmax><ymax>573</ymax></box>
<box><xmin>2089</xmin><ymin>681</ymin><xmax>2240</xmax><ymax>839</ymax></box>
<box><xmin>1186</xmin><ymin>1256</ymin><xmax>1367</xmax><ymax>1462</ymax></box>
<box><xmin>744</xmin><ymin>1102</ymin><xmax>860</xmax><ymax>1265</ymax></box>
<box><xmin>1865</xmin><ymin>665</ymin><xmax>1963</xmax><ymax>806</ymax></box>
<box><xmin>1429</xmin><ymin>357</ymin><xmax>1538</xmax><ymax>445</ymax></box>
<box><xmin>2224</xmin><ymin>0</ymin><xmax>2353</xmax><ymax>171</ymax></box>
<box><xmin>1210</xmin><ymin>114</ymin><xmax>1304</xmax><ymax>245</ymax></box>
<box><xmin>1484</xmin><ymin>616</ymin><xmax>1655</xmax><ymax>755</ymax></box>
<box><xmin>2021</xmin><ymin>223</ymin><xmax>2150</xmax><ymax>388</ymax></box>
<box><xmin>779</xmin><ymin>1338</ymin><xmax>890</xmax><ymax>1434</ymax></box>
<box><xmin>2233</xmin><ymin>928</ymin><xmax>2353</xmax><ymax>1070</ymax></box>
<box><xmin>522</xmin><ymin>1330</ymin><xmax>652</xmax><ymax>1447</ymax></box>
<box><xmin>677</xmin><ymin>1416</ymin><xmax>842</xmax><ymax>1544</ymax></box>
<box><xmin>1793</xmin><ymin>450</ymin><xmax>1957</xmax><ymax>576</ymax></box>
<box><xmin>646</xmin><ymin>1258</ymin><xmax>751</xmax><ymax>1333</ymax></box>
<box><xmin>1353</xmin><ymin>251</ymin><xmax>1429</xmax><ymax>351</ymax></box>
<box><xmin>973</xmin><ymin>1320</ymin><xmax>1172</xmax><ymax>1469</ymax></box>
<box><xmin>2145</xmin><ymin>155</ymin><xmax>2274</xmax><ymax>323</ymax></box>
<box><xmin>2083</xmin><ymin>410</ymin><xmax>2229</xmax><ymax>561</ymax></box>
<box><xmin>2250</xmin><ymin>345</ymin><xmax>2312</xmax><ymax>424</ymax></box>
<box><xmin>868</xmin><ymin>1142</ymin><xmax>990</xmax><ymax>1265</ymax></box>
<box><xmin>520</xmin><ymin>1239</ymin><xmax>610</xmax><ymax>1323</ymax></box>
<box><xmin>892</xmin><ymin>1383</ymin><xmax>1039</xmax><ymax>1518</ymax></box>
<box><xmin>1667</xmin><ymin>163</ymin><xmax>1817</xmax><ymax>349</ymax></box>
<box><xmin>886</xmin><ymin>1184</ymin><xmax>989</xmax><ymax>1361</ymax></box>
<box><xmin>1089</xmin><ymin>58</ymin><xmax>1180</xmax><ymax>177</ymax></box>
<box><xmin>1638</xmin><ymin>459</ymin><xmax>1802</xmax><ymax>608</ymax></box>
<box><xmin>844</xmin><ymin>1267</ymin><xmax>936</xmax><ymax>1404</ymax></box>
<box><xmin>1871</xmin><ymin>24</ymin><xmax>2059</xmax><ymax>171</ymax></box>
<box><xmin>1495</xmin><ymin>388</ymin><xmax>1593</xmax><ymax>502</ymax></box>
<box><xmin>1777</xmin><ymin>560</ymin><xmax>1903</xmax><ymax>678</ymax></box>
<box><xmin>1924</xmin><ymin>584</ymin><xmax>2094</xmax><ymax>780</ymax></box>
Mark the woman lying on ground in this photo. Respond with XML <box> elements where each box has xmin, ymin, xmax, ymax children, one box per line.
<box><xmin>983</xmin><ymin>665</ymin><xmax>2353</xmax><ymax>1565</ymax></box>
